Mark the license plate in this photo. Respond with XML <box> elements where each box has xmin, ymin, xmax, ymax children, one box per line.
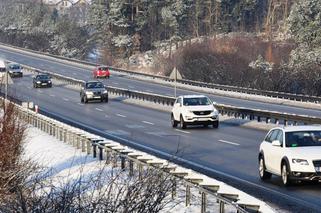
<box><xmin>316</xmin><ymin>167</ymin><xmax>320</xmax><ymax>172</ymax></box>
<box><xmin>42</xmin><ymin>83</ymin><xmax>47</xmax><ymax>85</ymax></box>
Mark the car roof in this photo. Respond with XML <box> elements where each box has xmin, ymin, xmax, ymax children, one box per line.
<box><xmin>179</xmin><ymin>95</ymin><xmax>208</xmax><ymax>99</ymax></box>
<box><xmin>274</xmin><ymin>125</ymin><xmax>321</xmax><ymax>132</ymax></box>
<box><xmin>85</xmin><ymin>80</ymin><xmax>102</xmax><ymax>83</ymax></box>
<box><xmin>8</xmin><ymin>62</ymin><xmax>20</xmax><ymax>66</ymax></box>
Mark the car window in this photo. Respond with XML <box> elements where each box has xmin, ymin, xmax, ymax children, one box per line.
<box><xmin>175</xmin><ymin>97</ymin><xmax>182</xmax><ymax>105</ymax></box>
<box><xmin>264</xmin><ymin>131</ymin><xmax>273</xmax><ymax>143</ymax></box>
<box><xmin>183</xmin><ymin>97</ymin><xmax>212</xmax><ymax>106</ymax></box>
<box><xmin>86</xmin><ymin>82</ymin><xmax>104</xmax><ymax>89</ymax></box>
<box><xmin>37</xmin><ymin>75</ymin><xmax>50</xmax><ymax>80</ymax></box>
<box><xmin>285</xmin><ymin>131</ymin><xmax>321</xmax><ymax>147</ymax></box>
<box><xmin>276</xmin><ymin>130</ymin><xmax>283</xmax><ymax>145</ymax></box>
<box><xmin>9</xmin><ymin>64</ymin><xmax>20</xmax><ymax>69</ymax></box>
<box><xmin>265</xmin><ymin>130</ymin><xmax>279</xmax><ymax>143</ymax></box>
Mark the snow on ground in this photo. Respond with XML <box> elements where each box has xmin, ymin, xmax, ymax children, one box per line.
<box><xmin>24</xmin><ymin>127</ymin><xmax>237</xmax><ymax>213</ymax></box>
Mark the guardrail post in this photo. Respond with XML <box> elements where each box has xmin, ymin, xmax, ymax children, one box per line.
<box><xmin>121</xmin><ymin>156</ymin><xmax>126</xmax><ymax>170</ymax></box>
<box><xmin>86</xmin><ymin>139</ymin><xmax>92</xmax><ymax>155</ymax></box>
<box><xmin>257</xmin><ymin>116</ymin><xmax>261</xmax><ymax>122</ymax></box>
<box><xmin>76</xmin><ymin>133</ymin><xmax>81</xmax><ymax>149</ymax></box>
<box><xmin>284</xmin><ymin>120</ymin><xmax>288</xmax><ymax>126</ymax></box>
<box><xmin>219</xmin><ymin>201</ymin><xmax>225</xmax><ymax>213</ymax></box>
<box><xmin>99</xmin><ymin>146</ymin><xmax>103</xmax><ymax>160</ymax></box>
<box><xmin>92</xmin><ymin>143</ymin><xmax>97</xmax><ymax>158</ymax></box>
<box><xmin>63</xmin><ymin>129</ymin><xmax>67</xmax><ymax>143</ymax></box>
<box><xmin>81</xmin><ymin>136</ymin><xmax>86</xmax><ymax>152</ymax></box>
<box><xmin>185</xmin><ymin>184</ymin><xmax>191</xmax><ymax>206</ymax></box>
<box><xmin>106</xmin><ymin>149</ymin><xmax>111</xmax><ymax>164</ymax></box>
<box><xmin>138</xmin><ymin>164</ymin><xmax>143</xmax><ymax>180</ymax></box>
<box><xmin>129</xmin><ymin>160</ymin><xmax>134</xmax><ymax>176</ymax></box>
<box><xmin>201</xmin><ymin>192</ymin><xmax>206</xmax><ymax>213</ymax></box>
<box><xmin>171</xmin><ymin>178</ymin><xmax>176</xmax><ymax>199</ymax></box>
<box><xmin>112</xmin><ymin>152</ymin><xmax>118</xmax><ymax>168</ymax></box>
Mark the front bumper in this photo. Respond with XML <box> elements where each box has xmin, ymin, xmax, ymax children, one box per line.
<box><xmin>290</xmin><ymin>171</ymin><xmax>321</xmax><ymax>181</ymax></box>
<box><xmin>9</xmin><ymin>72</ymin><xmax>23</xmax><ymax>77</ymax></box>
<box><xmin>86</xmin><ymin>93</ymin><xmax>108</xmax><ymax>100</ymax></box>
<box><xmin>36</xmin><ymin>82</ymin><xmax>52</xmax><ymax>87</ymax></box>
<box><xmin>183</xmin><ymin>115</ymin><xmax>219</xmax><ymax>124</ymax></box>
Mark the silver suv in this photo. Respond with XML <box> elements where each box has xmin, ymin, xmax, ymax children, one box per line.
<box><xmin>80</xmin><ymin>81</ymin><xmax>108</xmax><ymax>103</ymax></box>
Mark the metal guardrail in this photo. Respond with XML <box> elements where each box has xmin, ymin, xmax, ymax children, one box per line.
<box><xmin>1</xmin><ymin>42</ymin><xmax>321</xmax><ymax>103</ymax></box>
<box><xmin>23</xmin><ymin>65</ymin><xmax>321</xmax><ymax>126</ymax></box>
<box><xmin>10</xmin><ymin>100</ymin><xmax>274</xmax><ymax>213</ymax></box>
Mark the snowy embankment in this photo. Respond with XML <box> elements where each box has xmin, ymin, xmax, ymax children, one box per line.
<box><xmin>24</xmin><ymin>127</ymin><xmax>240</xmax><ymax>213</ymax></box>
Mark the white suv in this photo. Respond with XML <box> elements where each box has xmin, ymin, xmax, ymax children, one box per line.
<box><xmin>171</xmin><ymin>95</ymin><xmax>219</xmax><ymax>129</ymax></box>
<box><xmin>259</xmin><ymin>126</ymin><xmax>321</xmax><ymax>186</ymax></box>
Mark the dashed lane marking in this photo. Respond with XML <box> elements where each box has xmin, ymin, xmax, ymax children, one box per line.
<box><xmin>63</xmin><ymin>98</ymin><xmax>69</xmax><ymax>101</ymax></box>
<box><xmin>174</xmin><ymin>129</ymin><xmax>190</xmax><ymax>134</ymax></box>
<box><xmin>218</xmin><ymin>140</ymin><xmax>240</xmax><ymax>146</ymax></box>
<box><xmin>116</xmin><ymin>114</ymin><xmax>126</xmax><ymax>118</ymax></box>
<box><xmin>95</xmin><ymin>108</ymin><xmax>103</xmax><ymax>112</ymax></box>
<box><xmin>142</xmin><ymin>121</ymin><xmax>154</xmax><ymax>125</ymax></box>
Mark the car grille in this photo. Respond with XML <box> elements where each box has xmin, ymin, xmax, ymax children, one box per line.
<box><xmin>193</xmin><ymin>111</ymin><xmax>212</xmax><ymax>116</ymax></box>
<box><xmin>94</xmin><ymin>91</ymin><xmax>101</xmax><ymax>95</ymax></box>
<box><xmin>313</xmin><ymin>160</ymin><xmax>321</xmax><ymax>167</ymax></box>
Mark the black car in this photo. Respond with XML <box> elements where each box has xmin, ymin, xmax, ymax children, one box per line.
<box><xmin>33</xmin><ymin>74</ymin><xmax>52</xmax><ymax>88</ymax></box>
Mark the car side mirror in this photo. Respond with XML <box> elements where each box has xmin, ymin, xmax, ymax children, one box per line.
<box><xmin>272</xmin><ymin>140</ymin><xmax>282</xmax><ymax>147</ymax></box>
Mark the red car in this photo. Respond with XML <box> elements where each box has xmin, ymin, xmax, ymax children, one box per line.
<box><xmin>93</xmin><ymin>66</ymin><xmax>110</xmax><ymax>78</ymax></box>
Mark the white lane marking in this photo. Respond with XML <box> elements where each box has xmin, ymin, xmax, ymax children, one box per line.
<box><xmin>146</xmin><ymin>90</ymin><xmax>153</xmax><ymax>93</ymax></box>
<box><xmin>218</xmin><ymin>140</ymin><xmax>240</xmax><ymax>146</ymax></box>
<box><xmin>116</xmin><ymin>114</ymin><xmax>126</xmax><ymax>118</ymax></box>
<box><xmin>63</xmin><ymin>98</ymin><xmax>69</xmax><ymax>101</ymax></box>
<box><xmin>128</xmin><ymin>86</ymin><xmax>135</xmax><ymax>89</ymax></box>
<box><xmin>73</xmin><ymin>72</ymin><xmax>77</xmax><ymax>75</ymax></box>
<box><xmin>50</xmin><ymin>94</ymin><xmax>55</xmax><ymax>97</ymax></box>
<box><xmin>105</xmin><ymin>115</ymin><xmax>109</xmax><ymax>118</ymax></box>
<box><xmin>95</xmin><ymin>108</ymin><xmax>103</xmax><ymax>112</ymax></box>
<box><xmin>112</xmin><ymin>82</ymin><xmax>119</xmax><ymax>85</ymax></box>
<box><xmin>77</xmin><ymin>103</ymin><xmax>84</xmax><ymax>106</ymax></box>
<box><xmin>166</xmin><ymin>93</ymin><xmax>173</xmax><ymax>96</ymax></box>
<box><xmin>142</xmin><ymin>121</ymin><xmax>154</xmax><ymax>125</ymax></box>
<box><xmin>27</xmin><ymin>86</ymin><xmax>32</xmax><ymax>89</ymax></box>
<box><xmin>38</xmin><ymin>90</ymin><xmax>43</xmax><ymax>93</ymax></box>
<box><xmin>175</xmin><ymin>129</ymin><xmax>190</xmax><ymax>134</ymax></box>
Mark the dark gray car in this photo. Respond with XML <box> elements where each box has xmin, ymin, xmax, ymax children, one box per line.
<box><xmin>7</xmin><ymin>63</ymin><xmax>23</xmax><ymax>77</ymax></box>
<box><xmin>80</xmin><ymin>80</ymin><xmax>108</xmax><ymax>103</ymax></box>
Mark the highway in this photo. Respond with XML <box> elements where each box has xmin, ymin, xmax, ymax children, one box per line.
<box><xmin>1</xmin><ymin>45</ymin><xmax>321</xmax><ymax>119</ymax></box>
<box><xmin>7</xmin><ymin>71</ymin><xmax>321</xmax><ymax>212</ymax></box>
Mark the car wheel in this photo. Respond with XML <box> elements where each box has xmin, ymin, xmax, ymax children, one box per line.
<box><xmin>203</xmin><ymin>124</ymin><xmax>208</xmax><ymax>128</ymax></box>
<box><xmin>171</xmin><ymin>114</ymin><xmax>178</xmax><ymax>128</ymax></box>
<box><xmin>33</xmin><ymin>83</ymin><xmax>37</xmax><ymax>88</ymax></box>
<box><xmin>84</xmin><ymin>96</ymin><xmax>88</xmax><ymax>103</ymax></box>
<box><xmin>259</xmin><ymin>156</ymin><xmax>272</xmax><ymax>180</ymax></box>
<box><xmin>180</xmin><ymin>115</ymin><xmax>186</xmax><ymax>129</ymax></box>
<box><xmin>281</xmin><ymin>162</ymin><xmax>292</xmax><ymax>186</ymax></box>
<box><xmin>105</xmin><ymin>97</ymin><xmax>108</xmax><ymax>103</ymax></box>
<box><xmin>80</xmin><ymin>96</ymin><xmax>84</xmax><ymax>103</ymax></box>
<box><xmin>213</xmin><ymin>121</ymin><xmax>219</xmax><ymax>128</ymax></box>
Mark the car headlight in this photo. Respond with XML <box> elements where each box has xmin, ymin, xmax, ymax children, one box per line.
<box><xmin>103</xmin><ymin>90</ymin><xmax>108</xmax><ymax>94</ymax></box>
<box><xmin>85</xmin><ymin>91</ymin><xmax>93</xmax><ymax>95</ymax></box>
<box><xmin>48</xmin><ymin>80</ymin><xmax>51</xmax><ymax>83</ymax></box>
<box><xmin>37</xmin><ymin>81</ymin><xmax>41</xmax><ymax>84</ymax></box>
<box><xmin>292</xmin><ymin>159</ymin><xmax>309</xmax><ymax>165</ymax></box>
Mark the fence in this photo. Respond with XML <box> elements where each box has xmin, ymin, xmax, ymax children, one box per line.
<box><xmin>13</xmin><ymin>102</ymin><xmax>273</xmax><ymax>213</ymax></box>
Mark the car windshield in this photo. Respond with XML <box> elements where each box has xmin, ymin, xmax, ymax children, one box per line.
<box><xmin>183</xmin><ymin>97</ymin><xmax>212</xmax><ymax>106</ymax></box>
<box><xmin>86</xmin><ymin>82</ymin><xmax>104</xmax><ymax>89</ymax></box>
<box><xmin>285</xmin><ymin>131</ymin><xmax>321</xmax><ymax>147</ymax></box>
<box><xmin>37</xmin><ymin>75</ymin><xmax>50</xmax><ymax>80</ymax></box>
<box><xmin>98</xmin><ymin>67</ymin><xmax>108</xmax><ymax>71</ymax></box>
<box><xmin>9</xmin><ymin>64</ymin><xmax>20</xmax><ymax>69</ymax></box>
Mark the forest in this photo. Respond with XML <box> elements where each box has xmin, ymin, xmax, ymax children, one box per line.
<box><xmin>0</xmin><ymin>0</ymin><xmax>320</xmax><ymax>95</ymax></box>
